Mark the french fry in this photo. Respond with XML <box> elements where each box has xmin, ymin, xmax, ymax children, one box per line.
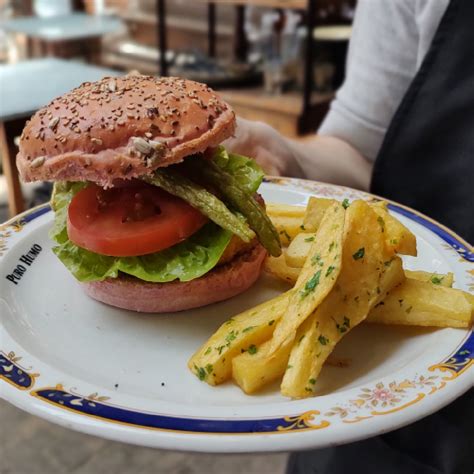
<box><xmin>188</xmin><ymin>292</ymin><xmax>289</xmax><ymax>385</ymax></box>
<box><xmin>266</xmin><ymin>203</ymin><xmax>306</xmax><ymax>219</ymax></box>
<box><xmin>303</xmin><ymin>197</ymin><xmax>337</xmax><ymax>232</ymax></box>
<box><xmin>370</xmin><ymin>202</ymin><xmax>417</xmax><ymax>256</ymax></box>
<box><xmin>272</xmin><ymin>200</ymin><xmax>416</xmax><ymax>272</ymax></box>
<box><xmin>285</xmin><ymin>232</ymin><xmax>317</xmax><ymax>268</ymax></box>
<box><xmin>232</xmin><ymin>338</ymin><xmax>293</xmax><ymax>394</ymax></box>
<box><xmin>270</xmin><ymin>215</ymin><xmax>305</xmax><ymax>245</ymax></box>
<box><xmin>232</xmin><ymin>321</ymin><xmax>352</xmax><ymax>393</ymax></box>
<box><xmin>232</xmin><ymin>203</ymin><xmax>345</xmax><ymax>394</ymax></box>
<box><xmin>366</xmin><ymin>279</ymin><xmax>473</xmax><ymax>328</ymax></box>
<box><xmin>264</xmin><ymin>253</ymin><xmax>301</xmax><ymax>284</ymax></box>
<box><xmin>283</xmin><ymin>257</ymin><xmax>406</xmax><ymax>398</ymax></box>
<box><xmin>281</xmin><ymin>201</ymin><xmax>405</xmax><ymax>398</ymax></box>
<box><xmin>239</xmin><ymin>266</ymin><xmax>470</xmax><ymax>331</ymax></box>
<box><xmin>277</xmin><ymin>311</ymin><xmax>321</xmax><ymax>396</ymax></box>
<box><xmin>305</xmin><ymin>199</ymin><xmax>416</xmax><ymax>257</ymax></box>
<box><xmin>271</xmin><ymin>202</ymin><xmax>345</xmax><ymax>351</ymax></box>
<box><xmin>405</xmin><ymin>270</ymin><xmax>454</xmax><ymax>287</ymax></box>
<box><xmin>266</xmin><ymin>260</ymin><xmax>455</xmax><ymax>290</ymax></box>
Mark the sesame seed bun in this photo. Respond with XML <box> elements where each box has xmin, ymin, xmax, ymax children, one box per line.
<box><xmin>17</xmin><ymin>75</ymin><xmax>236</xmax><ymax>186</ymax></box>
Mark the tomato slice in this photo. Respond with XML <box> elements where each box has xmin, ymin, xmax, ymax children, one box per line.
<box><xmin>67</xmin><ymin>183</ymin><xmax>208</xmax><ymax>257</ymax></box>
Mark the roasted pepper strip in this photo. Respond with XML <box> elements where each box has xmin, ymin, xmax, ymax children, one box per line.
<box><xmin>143</xmin><ymin>169</ymin><xmax>255</xmax><ymax>242</ymax></box>
<box><xmin>190</xmin><ymin>158</ymin><xmax>282</xmax><ymax>257</ymax></box>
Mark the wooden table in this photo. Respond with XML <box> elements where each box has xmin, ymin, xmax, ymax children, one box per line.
<box><xmin>0</xmin><ymin>58</ymin><xmax>119</xmax><ymax>217</ymax></box>
<box><xmin>0</xmin><ymin>13</ymin><xmax>123</xmax><ymax>63</ymax></box>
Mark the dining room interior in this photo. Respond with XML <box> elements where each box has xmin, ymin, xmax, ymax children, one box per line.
<box><xmin>2</xmin><ymin>2</ymin><xmax>473</xmax><ymax>474</ymax></box>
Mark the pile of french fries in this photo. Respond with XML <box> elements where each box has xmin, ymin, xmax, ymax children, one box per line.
<box><xmin>189</xmin><ymin>197</ymin><xmax>474</xmax><ymax>399</ymax></box>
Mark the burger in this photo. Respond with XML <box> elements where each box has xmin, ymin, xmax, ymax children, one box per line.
<box><xmin>17</xmin><ymin>75</ymin><xmax>281</xmax><ymax>312</ymax></box>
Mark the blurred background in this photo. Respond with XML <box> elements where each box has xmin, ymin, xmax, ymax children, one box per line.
<box><xmin>0</xmin><ymin>0</ymin><xmax>354</xmax><ymax>472</ymax></box>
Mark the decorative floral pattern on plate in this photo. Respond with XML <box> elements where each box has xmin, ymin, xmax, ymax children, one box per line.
<box><xmin>322</xmin><ymin>333</ymin><xmax>474</xmax><ymax>424</ymax></box>
<box><xmin>0</xmin><ymin>219</ymin><xmax>24</xmax><ymax>256</ymax></box>
<box><xmin>31</xmin><ymin>385</ymin><xmax>330</xmax><ymax>433</ymax></box>
<box><xmin>429</xmin><ymin>333</ymin><xmax>474</xmax><ymax>380</ymax></box>
<box><xmin>0</xmin><ymin>351</ymin><xmax>39</xmax><ymax>390</ymax></box>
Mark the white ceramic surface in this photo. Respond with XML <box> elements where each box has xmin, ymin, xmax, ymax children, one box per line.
<box><xmin>1</xmin><ymin>178</ymin><xmax>473</xmax><ymax>453</ymax></box>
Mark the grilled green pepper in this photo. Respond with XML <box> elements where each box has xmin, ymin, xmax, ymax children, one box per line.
<box><xmin>143</xmin><ymin>169</ymin><xmax>255</xmax><ymax>243</ymax></box>
<box><xmin>188</xmin><ymin>157</ymin><xmax>282</xmax><ymax>257</ymax></box>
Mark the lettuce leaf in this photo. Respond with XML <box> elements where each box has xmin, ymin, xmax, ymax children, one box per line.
<box><xmin>50</xmin><ymin>148</ymin><xmax>263</xmax><ymax>283</ymax></box>
<box><xmin>49</xmin><ymin>181</ymin><xmax>88</xmax><ymax>244</ymax></box>
<box><xmin>212</xmin><ymin>147</ymin><xmax>264</xmax><ymax>195</ymax></box>
<box><xmin>52</xmin><ymin>222</ymin><xmax>232</xmax><ymax>283</ymax></box>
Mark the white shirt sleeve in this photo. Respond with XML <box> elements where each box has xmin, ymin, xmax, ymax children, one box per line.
<box><xmin>318</xmin><ymin>0</ymin><xmax>446</xmax><ymax>161</ymax></box>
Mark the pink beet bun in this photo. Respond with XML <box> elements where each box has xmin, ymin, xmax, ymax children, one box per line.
<box><xmin>82</xmin><ymin>244</ymin><xmax>266</xmax><ymax>313</ymax></box>
<box><xmin>17</xmin><ymin>75</ymin><xmax>235</xmax><ymax>187</ymax></box>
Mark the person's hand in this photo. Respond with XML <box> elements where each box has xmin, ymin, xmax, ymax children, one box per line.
<box><xmin>224</xmin><ymin>117</ymin><xmax>372</xmax><ymax>190</ymax></box>
<box><xmin>224</xmin><ymin>117</ymin><xmax>304</xmax><ymax>177</ymax></box>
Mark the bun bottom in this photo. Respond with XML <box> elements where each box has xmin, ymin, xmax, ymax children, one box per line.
<box><xmin>82</xmin><ymin>244</ymin><xmax>266</xmax><ymax>313</ymax></box>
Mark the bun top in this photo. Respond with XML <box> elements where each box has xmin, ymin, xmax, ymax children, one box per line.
<box><xmin>17</xmin><ymin>75</ymin><xmax>235</xmax><ymax>186</ymax></box>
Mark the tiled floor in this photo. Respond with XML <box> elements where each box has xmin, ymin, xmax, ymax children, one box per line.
<box><xmin>1</xmin><ymin>400</ymin><xmax>288</xmax><ymax>474</ymax></box>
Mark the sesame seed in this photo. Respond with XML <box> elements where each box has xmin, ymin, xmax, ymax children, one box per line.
<box><xmin>31</xmin><ymin>156</ymin><xmax>45</xmax><ymax>168</ymax></box>
<box><xmin>44</xmin><ymin>118</ymin><xmax>56</xmax><ymax>132</ymax></box>
<box><xmin>131</xmin><ymin>137</ymin><xmax>152</xmax><ymax>155</ymax></box>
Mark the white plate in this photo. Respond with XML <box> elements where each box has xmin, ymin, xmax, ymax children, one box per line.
<box><xmin>1</xmin><ymin>178</ymin><xmax>473</xmax><ymax>453</ymax></box>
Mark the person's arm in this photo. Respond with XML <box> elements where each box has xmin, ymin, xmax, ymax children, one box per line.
<box><xmin>226</xmin><ymin>0</ymin><xmax>430</xmax><ymax>191</ymax></box>
<box><xmin>225</xmin><ymin>117</ymin><xmax>373</xmax><ymax>190</ymax></box>
<box><xmin>289</xmin><ymin>134</ymin><xmax>373</xmax><ymax>191</ymax></box>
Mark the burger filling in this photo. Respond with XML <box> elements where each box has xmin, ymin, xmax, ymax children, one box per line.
<box><xmin>50</xmin><ymin>147</ymin><xmax>281</xmax><ymax>283</ymax></box>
